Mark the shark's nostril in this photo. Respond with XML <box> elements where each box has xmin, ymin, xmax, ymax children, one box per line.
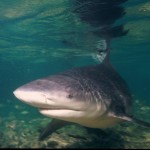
<box><xmin>42</xmin><ymin>94</ymin><xmax>48</xmax><ymax>104</ymax></box>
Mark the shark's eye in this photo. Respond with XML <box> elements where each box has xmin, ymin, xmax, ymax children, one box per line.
<box><xmin>67</xmin><ymin>94</ymin><xmax>73</xmax><ymax>99</ymax></box>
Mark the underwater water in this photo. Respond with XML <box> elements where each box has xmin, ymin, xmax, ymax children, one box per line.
<box><xmin>0</xmin><ymin>0</ymin><xmax>150</xmax><ymax>148</ymax></box>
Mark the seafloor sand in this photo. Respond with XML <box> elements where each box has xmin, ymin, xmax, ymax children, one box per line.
<box><xmin>0</xmin><ymin>99</ymin><xmax>150</xmax><ymax>148</ymax></box>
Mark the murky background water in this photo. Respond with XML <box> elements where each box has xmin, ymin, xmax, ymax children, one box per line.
<box><xmin>0</xmin><ymin>0</ymin><xmax>150</xmax><ymax>148</ymax></box>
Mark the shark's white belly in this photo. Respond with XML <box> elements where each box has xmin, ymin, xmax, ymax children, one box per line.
<box><xmin>76</xmin><ymin>116</ymin><xmax>124</xmax><ymax>128</ymax></box>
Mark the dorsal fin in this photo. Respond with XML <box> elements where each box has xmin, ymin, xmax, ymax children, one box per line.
<box><xmin>102</xmin><ymin>50</ymin><xmax>111</xmax><ymax>66</ymax></box>
<box><xmin>93</xmin><ymin>37</ymin><xmax>112</xmax><ymax>66</ymax></box>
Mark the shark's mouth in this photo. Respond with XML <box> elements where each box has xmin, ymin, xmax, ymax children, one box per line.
<box><xmin>38</xmin><ymin>107</ymin><xmax>85</xmax><ymax>120</ymax></box>
<box><xmin>38</xmin><ymin>107</ymin><xmax>75</xmax><ymax>110</ymax></box>
<box><xmin>17</xmin><ymin>95</ymin><xmax>83</xmax><ymax>112</ymax></box>
<box><xmin>38</xmin><ymin>105</ymin><xmax>82</xmax><ymax>111</ymax></box>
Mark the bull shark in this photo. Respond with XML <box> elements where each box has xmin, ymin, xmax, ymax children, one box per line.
<box><xmin>13</xmin><ymin>51</ymin><xmax>150</xmax><ymax>140</ymax></box>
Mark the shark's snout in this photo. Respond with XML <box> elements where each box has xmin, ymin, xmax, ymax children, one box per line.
<box><xmin>13</xmin><ymin>85</ymin><xmax>50</xmax><ymax>108</ymax></box>
<box><xmin>13</xmin><ymin>86</ymin><xmax>33</xmax><ymax>102</ymax></box>
<box><xmin>13</xmin><ymin>88</ymin><xmax>25</xmax><ymax>101</ymax></box>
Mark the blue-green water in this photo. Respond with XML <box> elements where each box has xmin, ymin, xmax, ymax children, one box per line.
<box><xmin>0</xmin><ymin>0</ymin><xmax>150</xmax><ymax>148</ymax></box>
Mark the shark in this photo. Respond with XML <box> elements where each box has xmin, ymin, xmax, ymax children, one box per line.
<box><xmin>13</xmin><ymin>52</ymin><xmax>150</xmax><ymax>140</ymax></box>
<box><xmin>13</xmin><ymin>0</ymin><xmax>150</xmax><ymax>142</ymax></box>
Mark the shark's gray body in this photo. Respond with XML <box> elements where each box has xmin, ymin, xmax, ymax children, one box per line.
<box><xmin>13</xmin><ymin>61</ymin><xmax>150</xmax><ymax>140</ymax></box>
<box><xmin>12</xmin><ymin>0</ymin><xmax>150</xmax><ymax>141</ymax></box>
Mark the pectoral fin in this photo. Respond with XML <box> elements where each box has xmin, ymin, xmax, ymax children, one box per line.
<box><xmin>124</xmin><ymin>116</ymin><xmax>150</xmax><ymax>128</ymax></box>
<box><xmin>39</xmin><ymin>119</ymin><xmax>72</xmax><ymax>141</ymax></box>
<box><xmin>109</xmin><ymin>112</ymin><xmax>150</xmax><ymax>128</ymax></box>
